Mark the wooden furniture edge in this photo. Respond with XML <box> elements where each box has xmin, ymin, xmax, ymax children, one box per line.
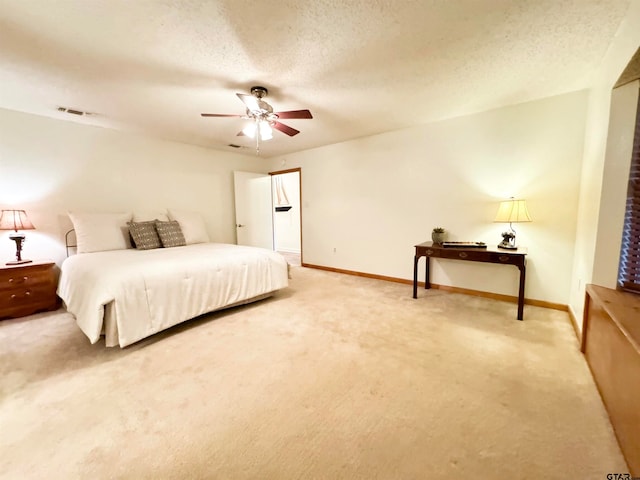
<box><xmin>585</xmin><ymin>284</ymin><xmax>640</xmax><ymax>353</ymax></box>
<box><xmin>580</xmin><ymin>291</ymin><xmax>591</xmax><ymax>352</ymax></box>
<box><xmin>301</xmin><ymin>262</ymin><xmax>567</xmax><ymax>312</ymax></box>
<box><xmin>581</xmin><ymin>283</ymin><xmax>640</xmax><ymax>475</ymax></box>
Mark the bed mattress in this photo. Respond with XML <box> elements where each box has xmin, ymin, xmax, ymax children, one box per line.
<box><xmin>58</xmin><ymin>243</ymin><xmax>288</xmax><ymax>347</ymax></box>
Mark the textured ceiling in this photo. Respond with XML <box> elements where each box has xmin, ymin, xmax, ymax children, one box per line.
<box><xmin>0</xmin><ymin>0</ymin><xmax>632</xmax><ymax>157</ymax></box>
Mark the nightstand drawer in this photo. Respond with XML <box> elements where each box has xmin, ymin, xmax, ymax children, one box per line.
<box><xmin>0</xmin><ymin>269</ymin><xmax>52</xmax><ymax>292</ymax></box>
<box><xmin>0</xmin><ymin>285</ymin><xmax>57</xmax><ymax>314</ymax></box>
<box><xmin>1</xmin><ymin>283</ymin><xmax>54</xmax><ymax>302</ymax></box>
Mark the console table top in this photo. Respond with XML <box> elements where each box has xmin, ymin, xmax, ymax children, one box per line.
<box><xmin>415</xmin><ymin>241</ymin><xmax>527</xmax><ymax>256</ymax></box>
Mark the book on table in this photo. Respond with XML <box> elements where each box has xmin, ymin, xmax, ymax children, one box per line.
<box><xmin>441</xmin><ymin>242</ymin><xmax>487</xmax><ymax>248</ymax></box>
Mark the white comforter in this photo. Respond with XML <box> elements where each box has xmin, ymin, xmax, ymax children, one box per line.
<box><xmin>58</xmin><ymin>243</ymin><xmax>288</xmax><ymax>347</ymax></box>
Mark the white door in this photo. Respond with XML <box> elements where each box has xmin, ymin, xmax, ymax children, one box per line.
<box><xmin>233</xmin><ymin>171</ymin><xmax>274</xmax><ymax>249</ymax></box>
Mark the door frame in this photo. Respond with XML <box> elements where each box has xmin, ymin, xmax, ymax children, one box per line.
<box><xmin>269</xmin><ymin>167</ymin><xmax>303</xmax><ymax>265</ymax></box>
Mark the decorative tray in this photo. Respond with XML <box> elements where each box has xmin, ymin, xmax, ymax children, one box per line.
<box><xmin>441</xmin><ymin>242</ymin><xmax>487</xmax><ymax>248</ymax></box>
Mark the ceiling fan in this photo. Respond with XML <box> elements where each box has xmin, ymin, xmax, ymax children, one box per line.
<box><xmin>201</xmin><ymin>86</ymin><xmax>313</xmax><ymax>150</ymax></box>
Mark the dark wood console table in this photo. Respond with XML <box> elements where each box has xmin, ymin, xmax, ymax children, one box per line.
<box><xmin>413</xmin><ymin>241</ymin><xmax>528</xmax><ymax>320</ymax></box>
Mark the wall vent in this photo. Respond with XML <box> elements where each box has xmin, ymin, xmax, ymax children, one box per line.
<box><xmin>57</xmin><ymin>106</ymin><xmax>90</xmax><ymax>116</ymax></box>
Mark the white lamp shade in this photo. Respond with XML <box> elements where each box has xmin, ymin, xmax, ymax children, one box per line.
<box><xmin>0</xmin><ymin>210</ymin><xmax>35</xmax><ymax>231</ymax></box>
<box><xmin>494</xmin><ymin>199</ymin><xmax>532</xmax><ymax>223</ymax></box>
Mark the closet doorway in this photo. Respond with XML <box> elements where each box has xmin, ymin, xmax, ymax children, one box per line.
<box><xmin>270</xmin><ymin>168</ymin><xmax>302</xmax><ymax>266</ymax></box>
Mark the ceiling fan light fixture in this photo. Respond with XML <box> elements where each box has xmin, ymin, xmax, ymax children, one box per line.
<box><xmin>242</xmin><ymin>122</ymin><xmax>257</xmax><ymax>139</ymax></box>
<box><xmin>259</xmin><ymin>121</ymin><xmax>273</xmax><ymax>141</ymax></box>
<box><xmin>200</xmin><ymin>85</ymin><xmax>313</xmax><ymax>154</ymax></box>
<box><xmin>242</xmin><ymin>120</ymin><xmax>272</xmax><ymax>141</ymax></box>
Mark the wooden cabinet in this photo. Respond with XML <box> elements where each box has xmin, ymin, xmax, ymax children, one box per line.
<box><xmin>582</xmin><ymin>284</ymin><xmax>640</xmax><ymax>476</ymax></box>
<box><xmin>0</xmin><ymin>261</ymin><xmax>59</xmax><ymax>319</ymax></box>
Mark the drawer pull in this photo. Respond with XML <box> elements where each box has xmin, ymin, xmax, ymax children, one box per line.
<box><xmin>426</xmin><ymin>249</ymin><xmax>434</xmax><ymax>256</ymax></box>
<box><xmin>498</xmin><ymin>255</ymin><xmax>509</xmax><ymax>262</ymax></box>
<box><xmin>10</xmin><ymin>291</ymin><xmax>31</xmax><ymax>300</ymax></box>
<box><xmin>8</xmin><ymin>276</ymin><xmax>28</xmax><ymax>284</ymax></box>
<box><xmin>458</xmin><ymin>252</ymin><xmax>468</xmax><ymax>259</ymax></box>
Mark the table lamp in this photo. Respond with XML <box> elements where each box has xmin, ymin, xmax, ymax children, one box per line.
<box><xmin>494</xmin><ymin>199</ymin><xmax>531</xmax><ymax>249</ymax></box>
<box><xmin>0</xmin><ymin>209</ymin><xmax>36</xmax><ymax>265</ymax></box>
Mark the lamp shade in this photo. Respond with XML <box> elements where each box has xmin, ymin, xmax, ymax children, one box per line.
<box><xmin>0</xmin><ymin>210</ymin><xmax>35</xmax><ymax>231</ymax></box>
<box><xmin>494</xmin><ymin>199</ymin><xmax>532</xmax><ymax>223</ymax></box>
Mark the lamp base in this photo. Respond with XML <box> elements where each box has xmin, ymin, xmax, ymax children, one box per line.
<box><xmin>7</xmin><ymin>233</ymin><xmax>29</xmax><ymax>264</ymax></box>
<box><xmin>499</xmin><ymin>226</ymin><xmax>518</xmax><ymax>250</ymax></box>
<box><xmin>6</xmin><ymin>259</ymin><xmax>33</xmax><ymax>265</ymax></box>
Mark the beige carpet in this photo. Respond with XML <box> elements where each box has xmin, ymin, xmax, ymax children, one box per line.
<box><xmin>279</xmin><ymin>251</ymin><xmax>301</xmax><ymax>267</ymax></box>
<box><xmin>0</xmin><ymin>266</ymin><xmax>627</xmax><ymax>479</ymax></box>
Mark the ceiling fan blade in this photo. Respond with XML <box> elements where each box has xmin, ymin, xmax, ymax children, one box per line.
<box><xmin>201</xmin><ymin>113</ymin><xmax>243</xmax><ymax>117</ymax></box>
<box><xmin>275</xmin><ymin>109</ymin><xmax>313</xmax><ymax>119</ymax></box>
<box><xmin>236</xmin><ymin>93</ymin><xmax>260</xmax><ymax>112</ymax></box>
<box><xmin>273</xmin><ymin>121</ymin><xmax>300</xmax><ymax>137</ymax></box>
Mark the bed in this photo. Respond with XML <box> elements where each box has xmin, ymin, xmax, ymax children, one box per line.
<box><xmin>58</xmin><ymin>242</ymin><xmax>289</xmax><ymax>347</ymax></box>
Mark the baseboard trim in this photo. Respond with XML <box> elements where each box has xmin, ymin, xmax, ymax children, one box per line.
<box><xmin>302</xmin><ymin>262</ymin><xmax>568</xmax><ymax>312</ymax></box>
<box><xmin>302</xmin><ymin>262</ymin><xmax>412</xmax><ymax>285</ymax></box>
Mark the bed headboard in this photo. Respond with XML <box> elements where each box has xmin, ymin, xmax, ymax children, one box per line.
<box><xmin>65</xmin><ymin>229</ymin><xmax>77</xmax><ymax>257</ymax></box>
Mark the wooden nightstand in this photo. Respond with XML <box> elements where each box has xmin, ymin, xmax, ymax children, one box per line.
<box><xmin>0</xmin><ymin>260</ymin><xmax>59</xmax><ymax>319</ymax></box>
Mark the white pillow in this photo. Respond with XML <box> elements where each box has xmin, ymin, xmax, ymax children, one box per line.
<box><xmin>132</xmin><ymin>210</ymin><xmax>169</xmax><ymax>222</ymax></box>
<box><xmin>167</xmin><ymin>209</ymin><xmax>210</xmax><ymax>244</ymax></box>
<box><xmin>68</xmin><ymin>212</ymin><xmax>133</xmax><ymax>253</ymax></box>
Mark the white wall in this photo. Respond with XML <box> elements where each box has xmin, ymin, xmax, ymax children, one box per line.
<box><xmin>0</xmin><ymin>107</ymin><xmax>269</xmax><ymax>266</ymax></box>
<box><xmin>569</xmin><ymin>2</ymin><xmax>640</xmax><ymax>325</ymax></box>
<box><xmin>593</xmin><ymin>80</ymin><xmax>638</xmax><ymax>286</ymax></box>
<box><xmin>272</xmin><ymin>171</ymin><xmax>301</xmax><ymax>253</ymax></box>
<box><xmin>569</xmin><ymin>87</ymin><xmax>615</xmax><ymax>317</ymax></box>
<box><xmin>269</xmin><ymin>91</ymin><xmax>589</xmax><ymax>305</ymax></box>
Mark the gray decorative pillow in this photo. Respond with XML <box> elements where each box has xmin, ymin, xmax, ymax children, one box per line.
<box><xmin>155</xmin><ymin>220</ymin><xmax>186</xmax><ymax>248</ymax></box>
<box><xmin>128</xmin><ymin>221</ymin><xmax>162</xmax><ymax>250</ymax></box>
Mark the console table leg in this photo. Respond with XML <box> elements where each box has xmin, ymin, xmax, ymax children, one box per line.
<box><xmin>517</xmin><ymin>265</ymin><xmax>526</xmax><ymax>320</ymax></box>
<box><xmin>413</xmin><ymin>255</ymin><xmax>419</xmax><ymax>298</ymax></box>
<box><xmin>425</xmin><ymin>257</ymin><xmax>431</xmax><ymax>289</ymax></box>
